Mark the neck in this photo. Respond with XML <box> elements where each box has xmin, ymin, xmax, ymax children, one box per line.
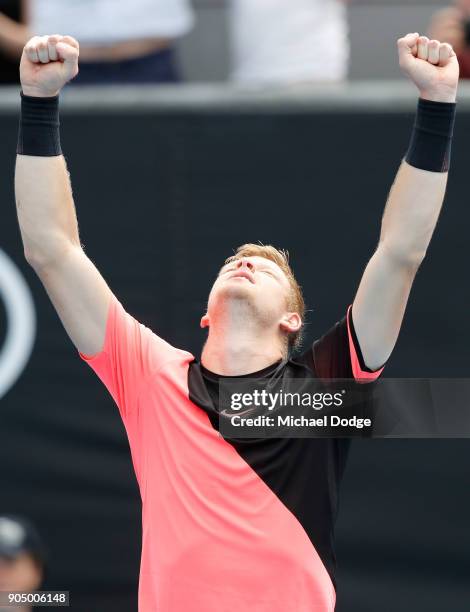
<box><xmin>201</xmin><ymin>303</ymin><xmax>284</xmax><ymax>375</ymax></box>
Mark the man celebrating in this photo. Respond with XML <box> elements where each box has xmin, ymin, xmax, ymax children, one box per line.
<box><xmin>15</xmin><ymin>33</ymin><xmax>458</xmax><ymax>611</ymax></box>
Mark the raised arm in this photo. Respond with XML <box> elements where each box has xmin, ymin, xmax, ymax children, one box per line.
<box><xmin>15</xmin><ymin>35</ymin><xmax>113</xmax><ymax>356</ymax></box>
<box><xmin>352</xmin><ymin>33</ymin><xmax>459</xmax><ymax>370</ymax></box>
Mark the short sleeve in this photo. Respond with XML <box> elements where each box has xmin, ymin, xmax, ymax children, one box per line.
<box><xmin>309</xmin><ymin>306</ymin><xmax>385</xmax><ymax>382</ymax></box>
<box><xmin>79</xmin><ymin>296</ymin><xmax>183</xmax><ymax>418</ymax></box>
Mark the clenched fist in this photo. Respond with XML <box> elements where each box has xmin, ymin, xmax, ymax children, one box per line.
<box><xmin>397</xmin><ymin>32</ymin><xmax>459</xmax><ymax>103</ymax></box>
<box><xmin>20</xmin><ymin>35</ymin><xmax>79</xmax><ymax>98</ymax></box>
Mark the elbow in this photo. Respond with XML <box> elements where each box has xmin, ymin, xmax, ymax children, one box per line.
<box><xmin>24</xmin><ymin>249</ymin><xmax>54</xmax><ymax>270</ymax></box>
<box><xmin>24</xmin><ymin>239</ymin><xmax>78</xmax><ymax>270</ymax></box>
<box><xmin>379</xmin><ymin>240</ymin><xmax>427</xmax><ymax>271</ymax></box>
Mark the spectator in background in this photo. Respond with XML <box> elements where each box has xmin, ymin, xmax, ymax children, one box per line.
<box><xmin>230</xmin><ymin>0</ymin><xmax>349</xmax><ymax>85</ymax></box>
<box><xmin>0</xmin><ymin>516</ymin><xmax>45</xmax><ymax>612</ymax></box>
<box><xmin>0</xmin><ymin>1</ymin><xmax>28</xmax><ymax>84</ymax></box>
<box><xmin>1</xmin><ymin>0</ymin><xmax>194</xmax><ymax>85</ymax></box>
<box><xmin>429</xmin><ymin>0</ymin><xmax>470</xmax><ymax>77</ymax></box>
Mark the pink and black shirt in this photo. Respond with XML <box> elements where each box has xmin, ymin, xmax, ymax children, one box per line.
<box><xmin>80</xmin><ymin>297</ymin><xmax>383</xmax><ymax>611</ymax></box>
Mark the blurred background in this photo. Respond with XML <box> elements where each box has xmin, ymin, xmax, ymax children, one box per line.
<box><xmin>2</xmin><ymin>0</ymin><xmax>470</xmax><ymax>84</ymax></box>
<box><xmin>1</xmin><ymin>1</ymin><xmax>470</xmax><ymax>611</ymax></box>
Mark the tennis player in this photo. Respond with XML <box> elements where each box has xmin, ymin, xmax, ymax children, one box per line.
<box><xmin>14</xmin><ymin>33</ymin><xmax>459</xmax><ymax>611</ymax></box>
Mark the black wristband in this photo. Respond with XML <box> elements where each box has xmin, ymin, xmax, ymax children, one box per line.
<box><xmin>405</xmin><ymin>98</ymin><xmax>456</xmax><ymax>173</ymax></box>
<box><xmin>17</xmin><ymin>92</ymin><xmax>62</xmax><ymax>156</ymax></box>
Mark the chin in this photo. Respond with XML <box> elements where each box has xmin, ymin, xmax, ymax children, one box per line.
<box><xmin>210</xmin><ymin>281</ymin><xmax>256</xmax><ymax>310</ymax></box>
<box><xmin>224</xmin><ymin>278</ymin><xmax>257</xmax><ymax>297</ymax></box>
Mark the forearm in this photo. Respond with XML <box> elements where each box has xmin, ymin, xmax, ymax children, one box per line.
<box><xmin>16</xmin><ymin>153</ymin><xmax>81</xmax><ymax>266</ymax></box>
<box><xmin>379</xmin><ymin>161</ymin><xmax>447</xmax><ymax>265</ymax></box>
<box><xmin>0</xmin><ymin>13</ymin><xmax>30</xmax><ymax>58</ymax></box>
<box><xmin>14</xmin><ymin>38</ymin><xmax>82</xmax><ymax>267</ymax></box>
<box><xmin>14</xmin><ymin>66</ymin><xmax>84</xmax><ymax>268</ymax></box>
<box><xmin>379</xmin><ymin>92</ymin><xmax>456</xmax><ymax>266</ymax></box>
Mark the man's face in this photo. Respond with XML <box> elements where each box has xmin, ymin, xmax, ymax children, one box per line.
<box><xmin>0</xmin><ymin>553</ymin><xmax>42</xmax><ymax>591</ymax></box>
<box><xmin>203</xmin><ymin>256</ymin><xmax>296</xmax><ymax>334</ymax></box>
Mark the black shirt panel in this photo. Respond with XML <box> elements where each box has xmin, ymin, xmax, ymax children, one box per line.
<box><xmin>188</xmin><ymin>316</ymin><xmax>355</xmax><ymax>588</ymax></box>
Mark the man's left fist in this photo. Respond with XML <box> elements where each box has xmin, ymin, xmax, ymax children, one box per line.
<box><xmin>397</xmin><ymin>32</ymin><xmax>459</xmax><ymax>103</ymax></box>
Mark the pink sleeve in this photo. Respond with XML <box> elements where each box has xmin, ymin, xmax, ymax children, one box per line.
<box><xmin>79</xmin><ymin>296</ymin><xmax>181</xmax><ymax>419</ymax></box>
<box><xmin>346</xmin><ymin>305</ymin><xmax>384</xmax><ymax>383</ymax></box>
<box><xmin>78</xmin><ymin>296</ymin><xmax>190</xmax><ymax>491</ymax></box>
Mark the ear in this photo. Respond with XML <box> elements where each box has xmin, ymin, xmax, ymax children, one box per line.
<box><xmin>279</xmin><ymin>312</ymin><xmax>302</xmax><ymax>335</ymax></box>
<box><xmin>200</xmin><ymin>313</ymin><xmax>210</xmax><ymax>329</ymax></box>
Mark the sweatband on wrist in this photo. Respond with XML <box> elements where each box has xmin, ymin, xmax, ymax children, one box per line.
<box><xmin>17</xmin><ymin>92</ymin><xmax>62</xmax><ymax>156</ymax></box>
<box><xmin>405</xmin><ymin>98</ymin><xmax>456</xmax><ymax>173</ymax></box>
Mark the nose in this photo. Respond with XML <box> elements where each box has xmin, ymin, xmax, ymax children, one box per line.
<box><xmin>237</xmin><ymin>259</ymin><xmax>255</xmax><ymax>272</ymax></box>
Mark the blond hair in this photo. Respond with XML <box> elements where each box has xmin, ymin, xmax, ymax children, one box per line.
<box><xmin>225</xmin><ymin>244</ymin><xmax>305</xmax><ymax>351</ymax></box>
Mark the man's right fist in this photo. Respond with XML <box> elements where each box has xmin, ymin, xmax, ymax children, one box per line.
<box><xmin>20</xmin><ymin>35</ymin><xmax>79</xmax><ymax>98</ymax></box>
